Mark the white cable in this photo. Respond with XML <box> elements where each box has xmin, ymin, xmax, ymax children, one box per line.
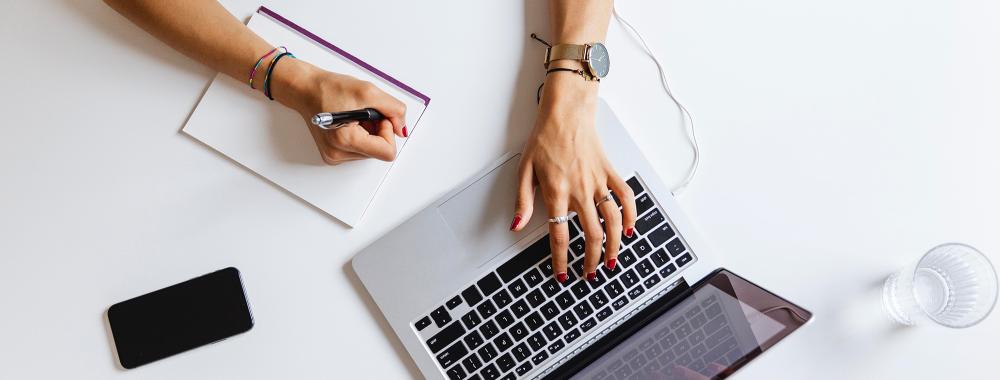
<box><xmin>612</xmin><ymin>5</ymin><xmax>701</xmax><ymax>196</ymax></box>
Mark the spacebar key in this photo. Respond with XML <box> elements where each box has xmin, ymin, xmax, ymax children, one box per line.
<box><xmin>498</xmin><ymin>236</ymin><xmax>551</xmax><ymax>282</ymax></box>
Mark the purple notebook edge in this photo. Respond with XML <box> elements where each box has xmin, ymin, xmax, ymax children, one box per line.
<box><xmin>257</xmin><ymin>6</ymin><xmax>430</xmax><ymax>106</ymax></box>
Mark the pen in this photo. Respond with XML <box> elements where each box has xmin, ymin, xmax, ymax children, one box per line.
<box><xmin>311</xmin><ymin>108</ymin><xmax>384</xmax><ymax>129</ymax></box>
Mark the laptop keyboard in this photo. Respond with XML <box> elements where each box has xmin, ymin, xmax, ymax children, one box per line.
<box><xmin>414</xmin><ymin>176</ymin><xmax>698</xmax><ymax>380</ymax></box>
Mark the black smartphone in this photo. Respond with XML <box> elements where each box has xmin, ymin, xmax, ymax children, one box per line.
<box><xmin>107</xmin><ymin>267</ymin><xmax>254</xmax><ymax>369</ymax></box>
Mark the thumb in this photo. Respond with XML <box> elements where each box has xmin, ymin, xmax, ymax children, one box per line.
<box><xmin>511</xmin><ymin>160</ymin><xmax>535</xmax><ymax>231</ymax></box>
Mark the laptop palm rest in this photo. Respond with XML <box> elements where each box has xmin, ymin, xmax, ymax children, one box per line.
<box><xmin>436</xmin><ymin>155</ymin><xmax>546</xmax><ymax>268</ymax></box>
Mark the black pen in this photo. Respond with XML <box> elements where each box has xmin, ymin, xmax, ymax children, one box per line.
<box><xmin>311</xmin><ymin>108</ymin><xmax>384</xmax><ymax>129</ymax></box>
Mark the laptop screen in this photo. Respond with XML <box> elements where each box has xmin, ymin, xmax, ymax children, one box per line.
<box><xmin>557</xmin><ymin>270</ymin><xmax>811</xmax><ymax>380</ymax></box>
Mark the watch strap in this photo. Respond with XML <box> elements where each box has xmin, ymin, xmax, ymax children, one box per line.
<box><xmin>544</xmin><ymin>43</ymin><xmax>588</xmax><ymax>68</ymax></box>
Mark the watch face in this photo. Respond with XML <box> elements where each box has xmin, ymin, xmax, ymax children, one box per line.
<box><xmin>588</xmin><ymin>43</ymin><xmax>610</xmax><ymax>78</ymax></box>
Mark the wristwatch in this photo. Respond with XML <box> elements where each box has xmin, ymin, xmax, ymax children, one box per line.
<box><xmin>543</xmin><ymin>42</ymin><xmax>610</xmax><ymax>81</ymax></box>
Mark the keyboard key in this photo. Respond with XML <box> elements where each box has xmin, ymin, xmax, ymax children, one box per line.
<box><xmin>528</xmin><ymin>332</ymin><xmax>547</xmax><ymax>351</ymax></box>
<box><xmin>447</xmin><ymin>296</ymin><xmax>463</xmax><ymax>309</ymax></box>
<box><xmin>427</xmin><ymin>321</ymin><xmax>465</xmax><ymax>353</ymax></box>
<box><xmin>628</xmin><ymin>286</ymin><xmax>645</xmax><ymax>300</ymax></box>
<box><xmin>511</xmin><ymin>299</ymin><xmax>531</xmax><ymax>318</ymax></box>
<box><xmin>556</xmin><ymin>290</ymin><xmax>575</xmax><ymax>310</ymax></box>
<box><xmin>540</xmin><ymin>301</ymin><xmax>560</xmax><ymax>320</ymax></box>
<box><xmin>596</xmin><ymin>307</ymin><xmax>613</xmax><ymax>321</ymax></box>
<box><xmin>626</xmin><ymin>177</ymin><xmax>644</xmax><ymax>195</ymax></box>
<box><xmin>569</xmin><ymin>238</ymin><xmax>586</xmax><ymax>258</ymax></box>
<box><xmin>558</xmin><ymin>311</ymin><xmax>579</xmax><ymax>330</ymax></box>
<box><xmin>606</xmin><ymin>279</ymin><xmax>625</xmax><ymax>299</ymax></box>
<box><xmin>677</xmin><ymin>253</ymin><xmax>693</xmax><ymax>267</ymax></box>
<box><xmin>588</xmin><ymin>269</ymin><xmax>607</xmax><ymax>289</ymax></box>
<box><xmin>447</xmin><ymin>364</ymin><xmax>467</xmax><ymax>380</ymax></box>
<box><xmin>480</xmin><ymin>363</ymin><xmax>501</xmax><ymax>380</ymax></box>
<box><xmin>492</xmin><ymin>289</ymin><xmax>512</xmax><ymax>308</ymax></box>
<box><xmin>635</xmin><ymin>209</ymin><xmax>665</xmax><ymax>235</ymax></box>
<box><xmin>478</xmin><ymin>272</ymin><xmax>502</xmax><ymax>297</ymax></box>
<box><xmin>462</xmin><ymin>310</ymin><xmax>482</xmax><ymax>329</ymax></box>
<box><xmin>569</xmin><ymin>220</ymin><xmax>580</xmax><ymax>239</ymax></box>
<box><xmin>541</xmin><ymin>279</ymin><xmax>561</xmax><ymax>297</ymax></box>
<box><xmin>463</xmin><ymin>352</ymin><xmax>484</xmax><ymax>372</ymax></box>
<box><xmin>548</xmin><ymin>339</ymin><xmax>565</xmax><ymax>354</ymax></box>
<box><xmin>462</xmin><ymin>286</ymin><xmax>484</xmax><ymax>307</ymax></box>
<box><xmin>621</xmin><ymin>269</ymin><xmax>640</xmax><ymax>288</ymax></box>
<box><xmin>539</xmin><ymin>260</ymin><xmax>554</xmax><ymax>277</ymax></box>
<box><xmin>415</xmin><ymin>316</ymin><xmax>431</xmax><ymax>331</ymax></box>
<box><xmin>510</xmin><ymin>321</ymin><xmax>529</xmax><ymax>342</ymax></box>
<box><xmin>509</xmin><ymin>278</ymin><xmax>529</xmax><ymax>298</ymax></box>
<box><xmin>648</xmin><ymin>223</ymin><xmax>675</xmax><ymax>248</ymax></box>
<box><xmin>564</xmin><ymin>328</ymin><xmax>582</xmax><ymax>343</ymax></box>
<box><xmin>622</xmin><ymin>228</ymin><xmax>638</xmax><ymax>247</ymax></box>
<box><xmin>636</xmin><ymin>258</ymin><xmax>655</xmax><ymax>277</ymax></box>
<box><xmin>498</xmin><ymin>236</ymin><xmax>550</xmax><ymax>282</ymax></box>
<box><xmin>612</xmin><ymin>297</ymin><xmax>628</xmax><ymax>310</ymax></box>
<box><xmin>531</xmin><ymin>350</ymin><xmax>549</xmax><ymax>365</ymax></box>
<box><xmin>619</xmin><ymin>249</ymin><xmax>637</xmax><ymax>267</ymax></box>
<box><xmin>495</xmin><ymin>332</ymin><xmax>513</xmax><ymax>351</ymax></box>
<box><xmin>515</xmin><ymin>362</ymin><xmax>533</xmax><ymax>376</ymax></box>
<box><xmin>495</xmin><ymin>309</ymin><xmax>515</xmax><ymax>328</ymax></box>
<box><xmin>432</xmin><ymin>306</ymin><xmax>452</xmax><ymax>328</ymax></box>
<box><xmin>571</xmin><ymin>281</ymin><xmax>591</xmax><ymax>299</ymax></box>
<box><xmin>651</xmin><ymin>249</ymin><xmax>671</xmax><ymax>267</ymax></box>
<box><xmin>666</xmin><ymin>238</ymin><xmax>685</xmax><ymax>256</ymax></box>
<box><xmin>479</xmin><ymin>341</ymin><xmax>499</xmax><ymax>361</ymax></box>
<box><xmin>589</xmin><ymin>290</ymin><xmax>609</xmax><ymax>309</ymax></box>
<box><xmin>464</xmin><ymin>330</ymin><xmax>485</xmax><ymax>350</ymax></box>
<box><xmin>659</xmin><ymin>263</ymin><xmax>677</xmax><ymax>278</ymax></box>
<box><xmin>512</xmin><ymin>342</ymin><xmax>531</xmax><ymax>361</ymax></box>
<box><xmin>526</xmin><ymin>288</ymin><xmax>545</xmax><ymax>308</ymax></box>
<box><xmin>523</xmin><ymin>268</ymin><xmax>544</xmax><ymax>287</ymax></box>
<box><xmin>470</xmin><ymin>375</ymin><xmax>482</xmax><ymax>380</ymax></box>
<box><xmin>574</xmin><ymin>302</ymin><xmax>594</xmax><ymax>320</ymax></box>
<box><xmin>525</xmin><ymin>311</ymin><xmax>545</xmax><ymax>331</ymax></box>
<box><xmin>635</xmin><ymin>193</ymin><xmax>654</xmax><ymax>215</ymax></box>
<box><xmin>497</xmin><ymin>353</ymin><xmax>516</xmax><ymax>372</ymax></box>
<box><xmin>633</xmin><ymin>239</ymin><xmax>653</xmax><ymax>257</ymax></box>
<box><xmin>543</xmin><ymin>321</ymin><xmax>562</xmax><ymax>340</ymax></box>
<box><xmin>436</xmin><ymin>341</ymin><xmax>468</xmax><ymax>368</ymax></box>
<box><xmin>477</xmin><ymin>300</ymin><xmax>497</xmax><ymax>319</ymax></box>
<box><xmin>479</xmin><ymin>321</ymin><xmax>500</xmax><ymax>339</ymax></box>
<box><xmin>643</xmin><ymin>273</ymin><xmax>661</xmax><ymax>289</ymax></box>
<box><xmin>570</xmin><ymin>258</ymin><xmax>585</xmax><ymax>278</ymax></box>
<box><xmin>580</xmin><ymin>317</ymin><xmax>597</xmax><ymax>333</ymax></box>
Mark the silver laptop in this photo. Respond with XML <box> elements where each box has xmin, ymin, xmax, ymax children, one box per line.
<box><xmin>354</xmin><ymin>99</ymin><xmax>811</xmax><ymax>380</ymax></box>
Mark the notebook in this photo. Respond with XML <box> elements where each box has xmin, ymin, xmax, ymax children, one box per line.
<box><xmin>183</xmin><ymin>6</ymin><xmax>429</xmax><ymax>227</ymax></box>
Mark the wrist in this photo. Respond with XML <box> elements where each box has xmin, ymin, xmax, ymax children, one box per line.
<box><xmin>540</xmin><ymin>70</ymin><xmax>598</xmax><ymax>112</ymax></box>
<box><xmin>269</xmin><ymin>58</ymin><xmax>317</xmax><ymax>111</ymax></box>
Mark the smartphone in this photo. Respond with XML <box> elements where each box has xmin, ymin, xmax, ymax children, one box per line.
<box><xmin>107</xmin><ymin>267</ymin><xmax>254</xmax><ymax>369</ymax></box>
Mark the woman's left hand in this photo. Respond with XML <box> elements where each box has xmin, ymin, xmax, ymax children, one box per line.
<box><xmin>510</xmin><ymin>72</ymin><xmax>637</xmax><ymax>283</ymax></box>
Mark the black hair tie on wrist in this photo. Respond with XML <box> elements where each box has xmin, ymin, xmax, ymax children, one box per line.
<box><xmin>535</xmin><ymin>67</ymin><xmax>591</xmax><ymax>104</ymax></box>
<box><xmin>263</xmin><ymin>52</ymin><xmax>295</xmax><ymax>101</ymax></box>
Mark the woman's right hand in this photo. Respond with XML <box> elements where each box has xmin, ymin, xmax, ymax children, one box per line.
<box><xmin>272</xmin><ymin>59</ymin><xmax>408</xmax><ymax>165</ymax></box>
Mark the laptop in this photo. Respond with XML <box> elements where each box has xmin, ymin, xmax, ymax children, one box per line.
<box><xmin>353</xmin><ymin>99</ymin><xmax>812</xmax><ymax>379</ymax></box>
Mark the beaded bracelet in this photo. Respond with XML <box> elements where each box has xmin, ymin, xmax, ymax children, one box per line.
<box><xmin>248</xmin><ymin>46</ymin><xmax>286</xmax><ymax>89</ymax></box>
<box><xmin>263</xmin><ymin>52</ymin><xmax>295</xmax><ymax>101</ymax></box>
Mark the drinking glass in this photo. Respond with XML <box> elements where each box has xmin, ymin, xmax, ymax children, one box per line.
<box><xmin>882</xmin><ymin>243</ymin><xmax>998</xmax><ymax>327</ymax></box>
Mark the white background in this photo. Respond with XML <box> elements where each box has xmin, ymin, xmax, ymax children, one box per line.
<box><xmin>2</xmin><ymin>1</ymin><xmax>999</xmax><ymax>379</ymax></box>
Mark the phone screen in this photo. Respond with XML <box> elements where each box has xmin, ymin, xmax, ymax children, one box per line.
<box><xmin>108</xmin><ymin>267</ymin><xmax>254</xmax><ymax>369</ymax></box>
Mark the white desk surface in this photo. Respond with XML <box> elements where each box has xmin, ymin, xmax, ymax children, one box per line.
<box><xmin>3</xmin><ymin>1</ymin><xmax>999</xmax><ymax>379</ymax></box>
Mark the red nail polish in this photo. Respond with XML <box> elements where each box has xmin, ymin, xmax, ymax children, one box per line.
<box><xmin>625</xmin><ymin>227</ymin><xmax>635</xmax><ymax>238</ymax></box>
<box><xmin>586</xmin><ymin>271</ymin><xmax>597</xmax><ymax>281</ymax></box>
<box><xmin>509</xmin><ymin>214</ymin><xmax>522</xmax><ymax>231</ymax></box>
<box><xmin>607</xmin><ymin>258</ymin><xmax>617</xmax><ymax>271</ymax></box>
<box><xmin>556</xmin><ymin>272</ymin><xmax>568</xmax><ymax>283</ymax></box>
<box><xmin>402</xmin><ymin>126</ymin><xmax>409</xmax><ymax>137</ymax></box>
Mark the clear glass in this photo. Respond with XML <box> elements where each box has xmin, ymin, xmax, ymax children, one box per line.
<box><xmin>882</xmin><ymin>243</ymin><xmax>998</xmax><ymax>327</ymax></box>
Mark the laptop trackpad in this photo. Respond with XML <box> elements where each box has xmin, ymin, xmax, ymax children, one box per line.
<box><xmin>437</xmin><ymin>155</ymin><xmax>545</xmax><ymax>267</ymax></box>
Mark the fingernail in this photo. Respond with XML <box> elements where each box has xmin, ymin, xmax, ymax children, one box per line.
<box><xmin>586</xmin><ymin>271</ymin><xmax>597</xmax><ymax>281</ymax></box>
<box><xmin>509</xmin><ymin>214</ymin><xmax>522</xmax><ymax>231</ymax></box>
<box><xmin>607</xmin><ymin>258</ymin><xmax>617</xmax><ymax>270</ymax></box>
<box><xmin>625</xmin><ymin>227</ymin><xmax>635</xmax><ymax>238</ymax></box>
<box><xmin>556</xmin><ymin>272</ymin><xmax>568</xmax><ymax>283</ymax></box>
<box><xmin>402</xmin><ymin>126</ymin><xmax>409</xmax><ymax>137</ymax></box>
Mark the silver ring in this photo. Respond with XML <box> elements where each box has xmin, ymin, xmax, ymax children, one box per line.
<box><xmin>595</xmin><ymin>192</ymin><xmax>614</xmax><ymax>206</ymax></box>
<box><xmin>548</xmin><ymin>215</ymin><xmax>571</xmax><ymax>224</ymax></box>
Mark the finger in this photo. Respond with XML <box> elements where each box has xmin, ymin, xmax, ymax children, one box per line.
<box><xmin>328</xmin><ymin>122</ymin><xmax>397</xmax><ymax>161</ymax></box>
<box><xmin>319</xmin><ymin>148</ymin><xmax>367</xmax><ymax>165</ymax></box>
<box><xmin>575</xmin><ymin>197</ymin><xmax>604</xmax><ymax>281</ymax></box>
<box><xmin>363</xmin><ymin>83</ymin><xmax>408</xmax><ymax>137</ymax></box>
<box><xmin>545</xmin><ymin>194</ymin><xmax>571</xmax><ymax>283</ymax></box>
<box><xmin>511</xmin><ymin>159</ymin><xmax>535</xmax><ymax>231</ymax></box>
<box><xmin>597</xmin><ymin>189</ymin><xmax>623</xmax><ymax>271</ymax></box>
<box><xmin>608</xmin><ymin>170</ymin><xmax>638</xmax><ymax>239</ymax></box>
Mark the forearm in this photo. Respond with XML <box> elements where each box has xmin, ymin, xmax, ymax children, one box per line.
<box><xmin>542</xmin><ymin>0</ymin><xmax>613</xmax><ymax>116</ymax></box>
